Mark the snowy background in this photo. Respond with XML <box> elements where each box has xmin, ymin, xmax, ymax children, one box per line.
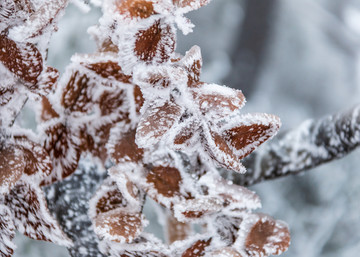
<box><xmin>14</xmin><ymin>0</ymin><xmax>360</xmax><ymax>256</ymax></box>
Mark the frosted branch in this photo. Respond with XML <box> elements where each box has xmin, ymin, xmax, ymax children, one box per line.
<box><xmin>225</xmin><ymin>105</ymin><xmax>360</xmax><ymax>186</ymax></box>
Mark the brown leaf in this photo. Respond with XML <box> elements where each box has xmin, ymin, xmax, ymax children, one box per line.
<box><xmin>98</xmin><ymin>88</ymin><xmax>128</xmax><ymax>116</ymax></box>
<box><xmin>172</xmin><ymin>118</ymin><xmax>199</xmax><ymax>150</ymax></box>
<box><xmin>222</xmin><ymin>113</ymin><xmax>281</xmax><ymax>159</ymax></box>
<box><xmin>42</xmin><ymin>122</ymin><xmax>81</xmax><ymax>184</ymax></box>
<box><xmin>191</xmin><ymin>83</ymin><xmax>245</xmax><ymax>119</ymax></box>
<box><xmin>0</xmin><ymin>204</ymin><xmax>16</xmax><ymax>257</ymax></box>
<box><xmin>146</xmin><ymin>166</ymin><xmax>182</xmax><ymax>198</ymax></box>
<box><xmin>134</xmin><ymin>20</ymin><xmax>176</xmax><ymax>64</ymax></box>
<box><xmin>108</xmin><ymin>128</ymin><xmax>144</xmax><ymax>163</ymax></box>
<box><xmin>202</xmin><ymin>129</ymin><xmax>246</xmax><ymax>173</ymax></box>
<box><xmin>166</xmin><ymin>214</ymin><xmax>191</xmax><ymax>243</ymax></box>
<box><xmin>85</xmin><ymin>61</ymin><xmax>131</xmax><ymax>83</ymax></box>
<box><xmin>0</xmin><ymin>145</ymin><xmax>25</xmax><ymax>194</ymax></box>
<box><xmin>40</xmin><ymin>96</ymin><xmax>59</xmax><ymax>121</ymax></box>
<box><xmin>94</xmin><ymin>209</ymin><xmax>144</xmax><ymax>243</ymax></box>
<box><xmin>61</xmin><ymin>71</ymin><xmax>92</xmax><ymax>113</ymax></box>
<box><xmin>0</xmin><ymin>35</ymin><xmax>43</xmax><ymax>85</ymax></box>
<box><xmin>134</xmin><ymin>85</ymin><xmax>144</xmax><ymax>114</ymax></box>
<box><xmin>117</xmin><ymin>0</ymin><xmax>156</xmax><ymax>19</ymax></box>
<box><xmin>244</xmin><ymin>214</ymin><xmax>290</xmax><ymax>257</ymax></box>
<box><xmin>181</xmin><ymin>238</ymin><xmax>212</xmax><ymax>257</ymax></box>
<box><xmin>5</xmin><ymin>182</ymin><xmax>72</xmax><ymax>246</ymax></box>
<box><xmin>136</xmin><ymin>101</ymin><xmax>183</xmax><ymax>147</ymax></box>
<box><xmin>174</xmin><ymin>197</ymin><xmax>223</xmax><ymax>221</ymax></box>
<box><xmin>178</xmin><ymin>45</ymin><xmax>202</xmax><ymax>86</ymax></box>
<box><xmin>32</xmin><ymin>66</ymin><xmax>59</xmax><ymax>96</ymax></box>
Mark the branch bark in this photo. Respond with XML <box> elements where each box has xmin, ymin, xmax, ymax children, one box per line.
<box><xmin>223</xmin><ymin>105</ymin><xmax>360</xmax><ymax>186</ymax></box>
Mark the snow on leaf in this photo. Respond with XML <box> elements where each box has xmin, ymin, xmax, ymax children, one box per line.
<box><xmin>172</xmin><ymin>118</ymin><xmax>199</xmax><ymax>150</ymax></box>
<box><xmin>42</xmin><ymin>122</ymin><xmax>81</xmax><ymax>184</ymax></box>
<box><xmin>180</xmin><ymin>238</ymin><xmax>212</xmax><ymax>257</ymax></box>
<box><xmin>0</xmin><ymin>145</ymin><xmax>25</xmax><ymax>195</ymax></box>
<box><xmin>108</xmin><ymin>127</ymin><xmax>144</xmax><ymax>163</ymax></box>
<box><xmin>0</xmin><ymin>203</ymin><xmax>16</xmax><ymax>257</ymax></box>
<box><xmin>236</xmin><ymin>214</ymin><xmax>290</xmax><ymax>257</ymax></box>
<box><xmin>211</xmin><ymin>247</ymin><xmax>243</xmax><ymax>257</ymax></box>
<box><xmin>136</xmin><ymin>100</ymin><xmax>183</xmax><ymax>148</ymax></box>
<box><xmin>221</xmin><ymin>113</ymin><xmax>281</xmax><ymax>160</ymax></box>
<box><xmin>94</xmin><ymin>209</ymin><xmax>145</xmax><ymax>243</ymax></box>
<box><xmin>116</xmin><ymin>0</ymin><xmax>157</xmax><ymax>19</ymax></box>
<box><xmin>177</xmin><ymin>45</ymin><xmax>202</xmax><ymax>86</ymax></box>
<box><xmin>98</xmin><ymin>87</ymin><xmax>128</xmax><ymax>116</ymax></box>
<box><xmin>0</xmin><ymin>35</ymin><xmax>43</xmax><ymax>85</ymax></box>
<box><xmin>33</xmin><ymin>66</ymin><xmax>59</xmax><ymax>96</ymax></box>
<box><xmin>13</xmin><ymin>136</ymin><xmax>52</xmax><ymax>180</ymax></box>
<box><xmin>133</xmin><ymin>85</ymin><xmax>145</xmax><ymax>114</ymax></box>
<box><xmin>134</xmin><ymin>19</ymin><xmax>176</xmax><ymax>64</ymax></box>
<box><xmin>40</xmin><ymin>96</ymin><xmax>59</xmax><ymax>122</ymax></box>
<box><xmin>173</xmin><ymin>0</ymin><xmax>212</xmax><ymax>12</ymax></box>
<box><xmin>173</xmin><ymin>197</ymin><xmax>223</xmax><ymax>222</ymax></box>
<box><xmin>0</xmin><ymin>0</ymin><xmax>33</xmax><ymax>33</ymax></box>
<box><xmin>8</xmin><ymin>0</ymin><xmax>69</xmax><ymax>41</ymax></box>
<box><xmin>202</xmin><ymin>128</ymin><xmax>246</xmax><ymax>173</ymax></box>
<box><xmin>84</xmin><ymin>61</ymin><xmax>131</xmax><ymax>83</ymax></box>
<box><xmin>214</xmin><ymin>216</ymin><xmax>243</xmax><ymax>246</ymax></box>
<box><xmin>4</xmin><ymin>182</ymin><xmax>72</xmax><ymax>247</ymax></box>
<box><xmin>191</xmin><ymin>83</ymin><xmax>245</xmax><ymax>120</ymax></box>
<box><xmin>146</xmin><ymin>165</ymin><xmax>183</xmax><ymax>198</ymax></box>
<box><xmin>0</xmin><ymin>86</ymin><xmax>15</xmax><ymax>106</ymax></box>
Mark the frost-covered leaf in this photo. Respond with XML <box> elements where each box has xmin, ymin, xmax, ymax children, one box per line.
<box><xmin>8</xmin><ymin>0</ymin><xmax>69</xmax><ymax>41</ymax></box>
<box><xmin>222</xmin><ymin>113</ymin><xmax>281</xmax><ymax>160</ymax></box>
<box><xmin>14</xmin><ymin>136</ymin><xmax>52</xmax><ymax>179</ymax></box>
<box><xmin>98</xmin><ymin>88</ymin><xmax>128</xmax><ymax>117</ymax></box>
<box><xmin>134</xmin><ymin>85</ymin><xmax>144</xmax><ymax>114</ymax></box>
<box><xmin>0</xmin><ymin>86</ymin><xmax>14</xmax><ymax>106</ymax></box>
<box><xmin>173</xmin><ymin>197</ymin><xmax>223</xmax><ymax>222</ymax></box>
<box><xmin>0</xmin><ymin>203</ymin><xmax>16</xmax><ymax>257</ymax></box>
<box><xmin>0</xmin><ymin>145</ymin><xmax>25</xmax><ymax>195</ymax></box>
<box><xmin>5</xmin><ymin>182</ymin><xmax>72</xmax><ymax>246</ymax></box>
<box><xmin>180</xmin><ymin>238</ymin><xmax>212</xmax><ymax>257</ymax></box>
<box><xmin>214</xmin><ymin>216</ymin><xmax>243</xmax><ymax>246</ymax></box>
<box><xmin>0</xmin><ymin>0</ymin><xmax>33</xmax><ymax>32</ymax></box>
<box><xmin>108</xmin><ymin>127</ymin><xmax>144</xmax><ymax>163</ymax></box>
<box><xmin>0</xmin><ymin>35</ymin><xmax>43</xmax><ymax>85</ymax></box>
<box><xmin>42</xmin><ymin>122</ymin><xmax>81</xmax><ymax>184</ymax></box>
<box><xmin>191</xmin><ymin>83</ymin><xmax>245</xmax><ymax>120</ymax></box>
<box><xmin>172</xmin><ymin>118</ymin><xmax>199</xmax><ymax>150</ymax></box>
<box><xmin>94</xmin><ymin>209</ymin><xmax>145</xmax><ymax>243</ymax></box>
<box><xmin>146</xmin><ymin>165</ymin><xmax>183</xmax><ymax>199</ymax></box>
<box><xmin>178</xmin><ymin>45</ymin><xmax>202</xmax><ymax>86</ymax></box>
<box><xmin>116</xmin><ymin>0</ymin><xmax>157</xmax><ymax>19</ymax></box>
<box><xmin>33</xmin><ymin>66</ymin><xmax>59</xmax><ymax>96</ymax></box>
<box><xmin>236</xmin><ymin>214</ymin><xmax>290</xmax><ymax>257</ymax></box>
<box><xmin>136</xmin><ymin>101</ymin><xmax>183</xmax><ymax>148</ymax></box>
<box><xmin>134</xmin><ymin>20</ymin><xmax>176</xmax><ymax>64</ymax></box>
<box><xmin>61</xmin><ymin>71</ymin><xmax>93</xmax><ymax>113</ymax></box>
<box><xmin>173</xmin><ymin>0</ymin><xmax>212</xmax><ymax>12</ymax></box>
<box><xmin>202</xmin><ymin>128</ymin><xmax>246</xmax><ymax>173</ymax></box>
<box><xmin>40</xmin><ymin>96</ymin><xmax>59</xmax><ymax>121</ymax></box>
<box><xmin>211</xmin><ymin>247</ymin><xmax>243</xmax><ymax>257</ymax></box>
<box><xmin>84</xmin><ymin>61</ymin><xmax>131</xmax><ymax>83</ymax></box>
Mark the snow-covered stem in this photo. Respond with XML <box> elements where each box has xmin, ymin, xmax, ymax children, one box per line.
<box><xmin>225</xmin><ymin>104</ymin><xmax>360</xmax><ymax>186</ymax></box>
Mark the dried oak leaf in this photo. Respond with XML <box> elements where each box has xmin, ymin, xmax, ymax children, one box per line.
<box><xmin>181</xmin><ymin>238</ymin><xmax>212</xmax><ymax>257</ymax></box>
<box><xmin>240</xmin><ymin>214</ymin><xmax>290</xmax><ymax>257</ymax></box>
<box><xmin>134</xmin><ymin>19</ymin><xmax>176</xmax><ymax>64</ymax></box>
<box><xmin>136</xmin><ymin>100</ymin><xmax>183</xmax><ymax>148</ymax></box>
<box><xmin>94</xmin><ymin>209</ymin><xmax>145</xmax><ymax>243</ymax></box>
<box><xmin>42</xmin><ymin>122</ymin><xmax>81</xmax><ymax>184</ymax></box>
<box><xmin>116</xmin><ymin>0</ymin><xmax>156</xmax><ymax>19</ymax></box>
<box><xmin>4</xmin><ymin>182</ymin><xmax>72</xmax><ymax>246</ymax></box>
<box><xmin>0</xmin><ymin>204</ymin><xmax>16</xmax><ymax>257</ymax></box>
<box><xmin>221</xmin><ymin>113</ymin><xmax>281</xmax><ymax>160</ymax></box>
<box><xmin>0</xmin><ymin>35</ymin><xmax>43</xmax><ymax>85</ymax></box>
<box><xmin>0</xmin><ymin>145</ymin><xmax>25</xmax><ymax>195</ymax></box>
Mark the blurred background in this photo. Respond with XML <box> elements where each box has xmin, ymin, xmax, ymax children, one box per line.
<box><xmin>14</xmin><ymin>0</ymin><xmax>360</xmax><ymax>256</ymax></box>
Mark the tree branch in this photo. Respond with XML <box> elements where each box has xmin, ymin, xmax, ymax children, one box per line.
<box><xmin>223</xmin><ymin>104</ymin><xmax>360</xmax><ymax>186</ymax></box>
